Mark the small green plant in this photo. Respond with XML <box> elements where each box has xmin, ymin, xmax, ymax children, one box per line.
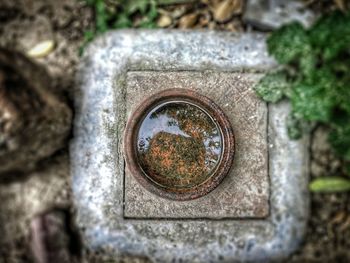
<box><xmin>254</xmin><ymin>11</ymin><xmax>350</xmax><ymax>193</ymax></box>
<box><xmin>81</xmin><ymin>0</ymin><xmax>159</xmax><ymax>54</ymax></box>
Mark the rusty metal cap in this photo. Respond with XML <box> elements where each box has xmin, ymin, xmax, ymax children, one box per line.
<box><xmin>124</xmin><ymin>88</ymin><xmax>235</xmax><ymax>201</ymax></box>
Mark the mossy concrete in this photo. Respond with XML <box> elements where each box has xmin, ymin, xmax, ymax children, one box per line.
<box><xmin>71</xmin><ymin>30</ymin><xmax>309</xmax><ymax>262</ymax></box>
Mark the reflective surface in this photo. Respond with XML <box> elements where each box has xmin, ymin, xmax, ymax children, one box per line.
<box><xmin>137</xmin><ymin>101</ymin><xmax>223</xmax><ymax>189</ymax></box>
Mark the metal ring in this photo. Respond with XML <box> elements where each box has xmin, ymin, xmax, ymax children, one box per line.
<box><xmin>124</xmin><ymin>88</ymin><xmax>235</xmax><ymax>201</ymax></box>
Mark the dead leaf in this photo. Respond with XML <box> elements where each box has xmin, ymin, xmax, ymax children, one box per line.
<box><xmin>212</xmin><ymin>0</ymin><xmax>242</xmax><ymax>23</ymax></box>
<box><xmin>330</xmin><ymin>210</ymin><xmax>346</xmax><ymax>225</ymax></box>
<box><xmin>171</xmin><ymin>5</ymin><xmax>188</xmax><ymax>19</ymax></box>
<box><xmin>27</xmin><ymin>40</ymin><xmax>55</xmax><ymax>58</ymax></box>
<box><xmin>157</xmin><ymin>15</ymin><xmax>172</xmax><ymax>27</ymax></box>
<box><xmin>334</xmin><ymin>0</ymin><xmax>346</xmax><ymax>11</ymax></box>
<box><xmin>339</xmin><ymin>215</ymin><xmax>350</xmax><ymax>231</ymax></box>
<box><xmin>226</xmin><ymin>22</ymin><xmax>238</xmax><ymax>32</ymax></box>
<box><xmin>178</xmin><ymin>13</ymin><xmax>198</xmax><ymax>29</ymax></box>
<box><xmin>208</xmin><ymin>21</ymin><xmax>216</xmax><ymax>30</ymax></box>
<box><xmin>198</xmin><ymin>13</ymin><xmax>210</xmax><ymax>27</ymax></box>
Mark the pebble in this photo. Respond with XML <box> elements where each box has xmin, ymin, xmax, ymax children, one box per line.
<box><xmin>178</xmin><ymin>13</ymin><xmax>198</xmax><ymax>29</ymax></box>
<box><xmin>212</xmin><ymin>0</ymin><xmax>242</xmax><ymax>23</ymax></box>
<box><xmin>27</xmin><ymin>40</ymin><xmax>55</xmax><ymax>58</ymax></box>
<box><xmin>157</xmin><ymin>15</ymin><xmax>172</xmax><ymax>28</ymax></box>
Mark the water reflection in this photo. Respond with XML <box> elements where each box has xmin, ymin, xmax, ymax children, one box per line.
<box><xmin>137</xmin><ymin>101</ymin><xmax>222</xmax><ymax>189</ymax></box>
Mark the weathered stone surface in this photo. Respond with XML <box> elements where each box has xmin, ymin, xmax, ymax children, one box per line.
<box><xmin>0</xmin><ymin>153</ymin><xmax>71</xmax><ymax>245</ymax></box>
<box><xmin>71</xmin><ymin>30</ymin><xmax>310</xmax><ymax>262</ymax></box>
<box><xmin>30</xmin><ymin>210</ymin><xmax>76</xmax><ymax>263</ymax></box>
<box><xmin>124</xmin><ymin>71</ymin><xmax>269</xmax><ymax>219</ymax></box>
<box><xmin>243</xmin><ymin>0</ymin><xmax>316</xmax><ymax>30</ymax></box>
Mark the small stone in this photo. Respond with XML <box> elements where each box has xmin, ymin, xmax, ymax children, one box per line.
<box><xmin>198</xmin><ymin>10</ymin><xmax>211</xmax><ymax>27</ymax></box>
<box><xmin>330</xmin><ymin>159</ymin><xmax>341</xmax><ymax>173</ymax></box>
<box><xmin>178</xmin><ymin>13</ymin><xmax>198</xmax><ymax>29</ymax></box>
<box><xmin>208</xmin><ymin>21</ymin><xmax>217</xmax><ymax>30</ymax></box>
<box><xmin>170</xmin><ymin>5</ymin><xmax>187</xmax><ymax>19</ymax></box>
<box><xmin>212</xmin><ymin>0</ymin><xmax>242</xmax><ymax>23</ymax></box>
<box><xmin>157</xmin><ymin>15</ymin><xmax>172</xmax><ymax>28</ymax></box>
<box><xmin>311</xmin><ymin>162</ymin><xmax>324</xmax><ymax>177</ymax></box>
<box><xmin>226</xmin><ymin>21</ymin><xmax>239</xmax><ymax>32</ymax></box>
<box><xmin>243</xmin><ymin>0</ymin><xmax>316</xmax><ymax>30</ymax></box>
<box><xmin>312</xmin><ymin>127</ymin><xmax>331</xmax><ymax>155</ymax></box>
<box><xmin>30</xmin><ymin>210</ymin><xmax>78</xmax><ymax>263</ymax></box>
<box><xmin>334</xmin><ymin>0</ymin><xmax>346</xmax><ymax>12</ymax></box>
<box><xmin>27</xmin><ymin>40</ymin><xmax>55</xmax><ymax>58</ymax></box>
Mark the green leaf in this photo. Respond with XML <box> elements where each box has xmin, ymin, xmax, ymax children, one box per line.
<box><xmin>124</xmin><ymin>0</ymin><xmax>150</xmax><ymax>15</ymax></box>
<box><xmin>299</xmin><ymin>51</ymin><xmax>316</xmax><ymax>78</ymax></box>
<box><xmin>138</xmin><ymin>0</ymin><xmax>158</xmax><ymax>28</ymax></box>
<box><xmin>291</xmin><ymin>83</ymin><xmax>333</xmax><ymax>122</ymax></box>
<box><xmin>95</xmin><ymin>0</ymin><xmax>108</xmax><ymax>33</ymax></box>
<box><xmin>254</xmin><ymin>10</ymin><xmax>350</xmax><ymax>168</ymax></box>
<box><xmin>83</xmin><ymin>0</ymin><xmax>160</xmax><ymax>42</ymax></box>
<box><xmin>79</xmin><ymin>30</ymin><xmax>96</xmax><ymax>56</ymax></box>
<box><xmin>138</xmin><ymin>20</ymin><xmax>157</xmax><ymax>28</ymax></box>
<box><xmin>329</xmin><ymin>120</ymin><xmax>350</xmax><ymax>161</ymax></box>
<box><xmin>309</xmin><ymin>11</ymin><xmax>350</xmax><ymax>60</ymax></box>
<box><xmin>83</xmin><ymin>30</ymin><xmax>95</xmax><ymax>42</ymax></box>
<box><xmin>148</xmin><ymin>0</ymin><xmax>158</xmax><ymax>20</ymax></box>
<box><xmin>267</xmin><ymin>22</ymin><xmax>310</xmax><ymax>64</ymax></box>
<box><xmin>310</xmin><ymin>177</ymin><xmax>350</xmax><ymax>193</ymax></box>
<box><xmin>286</xmin><ymin>113</ymin><xmax>304</xmax><ymax>140</ymax></box>
<box><xmin>254</xmin><ymin>71</ymin><xmax>291</xmax><ymax>103</ymax></box>
<box><xmin>113</xmin><ymin>13</ymin><xmax>133</xmax><ymax>28</ymax></box>
<box><xmin>333</xmin><ymin>61</ymin><xmax>350</xmax><ymax>114</ymax></box>
<box><xmin>85</xmin><ymin>0</ymin><xmax>97</xmax><ymax>6</ymax></box>
<box><xmin>346</xmin><ymin>163</ymin><xmax>350</xmax><ymax>176</ymax></box>
<box><xmin>338</xmin><ymin>86</ymin><xmax>350</xmax><ymax>115</ymax></box>
<box><xmin>291</xmin><ymin>68</ymin><xmax>337</xmax><ymax>122</ymax></box>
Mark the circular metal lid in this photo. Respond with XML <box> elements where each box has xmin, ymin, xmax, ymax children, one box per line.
<box><xmin>124</xmin><ymin>89</ymin><xmax>235</xmax><ymax>201</ymax></box>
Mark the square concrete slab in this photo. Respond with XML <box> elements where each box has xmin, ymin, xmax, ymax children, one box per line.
<box><xmin>71</xmin><ymin>30</ymin><xmax>310</xmax><ymax>262</ymax></box>
<box><xmin>124</xmin><ymin>71</ymin><xmax>269</xmax><ymax>219</ymax></box>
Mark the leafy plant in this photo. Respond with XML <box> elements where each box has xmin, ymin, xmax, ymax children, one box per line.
<box><xmin>310</xmin><ymin>177</ymin><xmax>350</xmax><ymax>193</ymax></box>
<box><xmin>81</xmin><ymin>0</ymin><xmax>159</xmax><ymax>54</ymax></box>
<box><xmin>254</xmin><ymin>11</ymin><xmax>350</xmax><ymax>192</ymax></box>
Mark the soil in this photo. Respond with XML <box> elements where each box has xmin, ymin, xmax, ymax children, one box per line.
<box><xmin>0</xmin><ymin>0</ymin><xmax>349</xmax><ymax>262</ymax></box>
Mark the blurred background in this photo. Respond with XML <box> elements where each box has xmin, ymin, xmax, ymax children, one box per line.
<box><xmin>0</xmin><ymin>0</ymin><xmax>350</xmax><ymax>262</ymax></box>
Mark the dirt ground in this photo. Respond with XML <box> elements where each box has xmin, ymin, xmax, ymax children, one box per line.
<box><xmin>0</xmin><ymin>0</ymin><xmax>349</xmax><ymax>262</ymax></box>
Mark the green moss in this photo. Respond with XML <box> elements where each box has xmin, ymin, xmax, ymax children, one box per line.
<box><xmin>80</xmin><ymin>0</ymin><xmax>159</xmax><ymax>54</ymax></box>
<box><xmin>254</xmin><ymin>71</ymin><xmax>291</xmax><ymax>103</ymax></box>
<box><xmin>254</xmin><ymin>10</ymin><xmax>350</xmax><ymax>191</ymax></box>
<box><xmin>267</xmin><ymin>22</ymin><xmax>311</xmax><ymax>64</ymax></box>
<box><xmin>309</xmin><ymin>177</ymin><xmax>350</xmax><ymax>193</ymax></box>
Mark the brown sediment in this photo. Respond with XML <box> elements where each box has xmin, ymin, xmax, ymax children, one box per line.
<box><xmin>140</xmin><ymin>132</ymin><xmax>207</xmax><ymax>188</ymax></box>
<box><xmin>137</xmin><ymin>102</ymin><xmax>222</xmax><ymax>189</ymax></box>
<box><xmin>124</xmin><ymin>88</ymin><xmax>235</xmax><ymax>201</ymax></box>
